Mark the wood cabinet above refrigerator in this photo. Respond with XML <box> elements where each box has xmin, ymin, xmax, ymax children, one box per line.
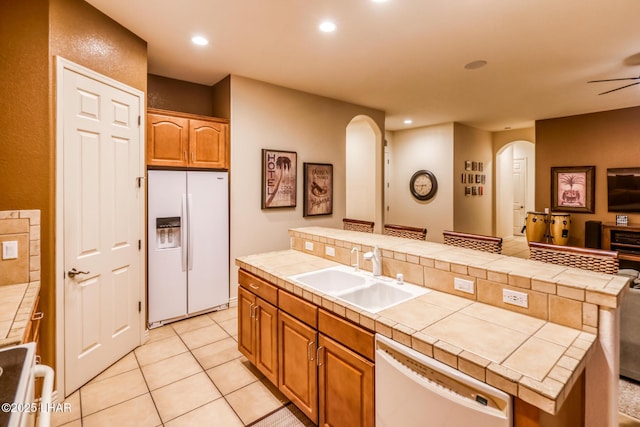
<box><xmin>146</xmin><ymin>108</ymin><xmax>229</xmax><ymax>170</ymax></box>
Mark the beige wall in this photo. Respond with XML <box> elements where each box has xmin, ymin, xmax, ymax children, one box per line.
<box><xmin>229</xmin><ymin>76</ymin><xmax>385</xmax><ymax>299</ymax></box>
<box><xmin>0</xmin><ymin>0</ymin><xmax>146</xmax><ymax>369</ymax></box>
<box><xmin>453</xmin><ymin>123</ymin><xmax>493</xmax><ymax>235</ymax></box>
<box><xmin>386</xmin><ymin>123</ymin><xmax>455</xmax><ymax>242</ymax></box>
<box><xmin>346</xmin><ymin>118</ymin><xmax>377</xmax><ymax>223</ymax></box>
<box><xmin>535</xmin><ymin>106</ymin><xmax>640</xmax><ymax>247</ymax></box>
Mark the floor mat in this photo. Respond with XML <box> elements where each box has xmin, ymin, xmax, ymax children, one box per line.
<box><xmin>248</xmin><ymin>403</ymin><xmax>315</xmax><ymax>427</ymax></box>
<box><xmin>620</xmin><ymin>377</ymin><xmax>640</xmax><ymax>421</ymax></box>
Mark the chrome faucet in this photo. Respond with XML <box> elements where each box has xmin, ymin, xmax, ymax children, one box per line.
<box><xmin>364</xmin><ymin>245</ymin><xmax>382</xmax><ymax>277</ymax></box>
<box><xmin>350</xmin><ymin>247</ymin><xmax>360</xmax><ymax>271</ymax></box>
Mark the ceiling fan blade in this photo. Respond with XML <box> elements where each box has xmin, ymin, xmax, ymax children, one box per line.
<box><xmin>598</xmin><ymin>81</ymin><xmax>640</xmax><ymax>95</ymax></box>
<box><xmin>589</xmin><ymin>76</ymin><xmax>640</xmax><ymax>83</ymax></box>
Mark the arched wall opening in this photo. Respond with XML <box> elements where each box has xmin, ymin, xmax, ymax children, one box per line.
<box><xmin>496</xmin><ymin>140</ymin><xmax>535</xmax><ymax>238</ymax></box>
<box><xmin>346</xmin><ymin>115</ymin><xmax>383</xmax><ymax>233</ymax></box>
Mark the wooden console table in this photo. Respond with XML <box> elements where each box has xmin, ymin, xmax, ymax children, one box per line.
<box><xmin>602</xmin><ymin>223</ymin><xmax>640</xmax><ymax>263</ymax></box>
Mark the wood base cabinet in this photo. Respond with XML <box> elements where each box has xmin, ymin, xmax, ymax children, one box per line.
<box><xmin>318</xmin><ymin>334</ymin><xmax>374</xmax><ymax>427</ymax></box>
<box><xmin>239</xmin><ymin>269</ymin><xmax>374</xmax><ymax>427</ymax></box>
<box><xmin>238</xmin><ymin>285</ymin><xmax>278</xmax><ymax>385</ymax></box>
<box><xmin>278</xmin><ymin>310</ymin><xmax>318</xmax><ymax>423</ymax></box>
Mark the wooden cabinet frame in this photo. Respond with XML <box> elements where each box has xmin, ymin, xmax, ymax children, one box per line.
<box><xmin>147</xmin><ymin>108</ymin><xmax>229</xmax><ymax>170</ymax></box>
<box><xmin>238</xmin><ymin>269</ymin><xmax>374</xmax><ymax>427</ymax></box>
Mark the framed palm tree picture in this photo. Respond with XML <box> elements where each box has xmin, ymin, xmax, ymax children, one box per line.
<box><xmin>262</xmin><ymin>149</ymin><xmax>297</xmax><ymax>208</ymax></box>
<box><xmin>551</xmin><ymin>166</ymin><xmax>595</xmax><ymax>213</ymax></box>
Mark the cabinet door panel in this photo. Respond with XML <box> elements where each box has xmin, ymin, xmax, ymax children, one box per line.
<box><xmin>237</xmin><ymin>286</ymin><xmax>255</xmax><ymax>362</ymax></box>
<box><xmin>255</xmin><ymin>298</ymin><xmax>278</xmax><ymax>384</ymax></box>
<box><xmin>279</xmin><ymin>311</ymin><xmax>318</xmax><ymax>424</ymax></box>
<box><xmin>318</xmin><ymin>335</ymin><xmax>374</xmax><ymax>427</ymax></box>
<box><xmin>189</xmin><ymin>119</ymin><xmax>228</xmax><ymax>169</ymax></box>
<box><xmin>147</xmin><ymin>113</ymin><xmax>189</xmax><ymax>167</ymax></box>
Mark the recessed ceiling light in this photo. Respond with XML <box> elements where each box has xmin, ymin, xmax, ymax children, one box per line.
<box><xmin>191</xmin><ymin>36</ymin><xmax>209</xmax><ymax>46</ymax></box>
<box><xmin>464</xmin><ymin>60</ymin><xmax>487</xmax><ymax>70</ymax></box>
<box><xmin>319</xmin><ymin>21</ymin><xmax>337</xmax><ymax>33</ymax></box>
<box><xmin>404</xmin><ymin>119</ymin><xmax>413</xmax><ymax>125</ymax></box>
<box><xmin>371</xmin><ymin>0</ymin><xmax>389</xmax><ymax>2</ymax></box>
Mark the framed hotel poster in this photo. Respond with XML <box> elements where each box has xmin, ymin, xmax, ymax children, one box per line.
<box><xmin>551</xmin><ymin>166</ymin><xmax>595</xmax><ymax>213</ymax></box>
<box><xmin>303</xmin><ymin>163</ymin><xmax>333</xmax><ymax>216</ymax></box>
<box><xmin>262</xmin><ymin>149</ymin><xmax>297</xmax><ymax>209</ymax></box>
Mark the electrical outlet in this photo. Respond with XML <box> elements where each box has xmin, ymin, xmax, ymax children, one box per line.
<box><xmin>304</xmin><ymin>241</ymin><xmax>314</xmax><ymax>251</ymax></box>
<box><xmin>325</xmin><ymin>246</ymin><xmax>335</xmax><ymax>257</ymax></box>
<box><xmin>2</xmin><ymin>241</ymin><xmax>18</xmax><ymax>260</ymax></box>
<box><xmin>454</xmin><ymin>277</ymin><xmax>474</xmax><ymax>294</ymax></box>
<box><xmin>503</xmin><ymin>289</ymin><xmax>529</xmax><ymax>308</ymax></box>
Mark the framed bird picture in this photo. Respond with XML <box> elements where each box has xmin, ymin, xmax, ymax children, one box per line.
<box><xmin>261</xmin><ymin>149</ymin><xmax>297</xmax><ymax>208</ymax></box>
<box><xmin>303</xmin><ymin>162</ymin><xmax>333</xmax><ymax>216</ymax></box>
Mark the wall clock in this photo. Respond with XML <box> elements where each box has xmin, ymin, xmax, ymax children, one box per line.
<box><xmin>409</xmin><ymin>170</ymin><xmax>437</xmax><ymax>201</ymax></box>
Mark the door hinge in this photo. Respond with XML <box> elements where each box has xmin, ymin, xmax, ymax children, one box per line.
<box><xmin>138</xmin><ymin>301</ymin><xmax>142</xmax><ymax>313</ymax></box>
<box><xmin>138</xmin><ymin>240</ymin><xmax>141</xmax><ymax>250</ymax></box>
<box><xmin>136</xmin><ymin>176</ymin><xmax>144</xmax><ymax>188</ymax></box>
<box><xmin>138</xmin><ymin>115</ymin><xmax>141</xmax><ymax>127</ymax></box>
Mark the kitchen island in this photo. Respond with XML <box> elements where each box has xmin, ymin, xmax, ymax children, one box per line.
<box><xmin>236</xmin><ymin>226</ymin><xmax>628</xmax><ymax>427</ymax></box>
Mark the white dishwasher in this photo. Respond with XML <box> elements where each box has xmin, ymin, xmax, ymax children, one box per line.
<box><xmin>375</xmin><ymin>334</ymin><xmax>512</xmax><ymax>427</ymax></box>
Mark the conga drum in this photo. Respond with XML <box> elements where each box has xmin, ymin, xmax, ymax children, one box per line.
<box><xmin>550</xmin><ymin>213</ymin><xmax>571</xmax><ymax>246</ymax></box>
<box><xmin>525</xmin><ymin>211</ymin><xmax>548</xmax><ymax>243</ymax></box>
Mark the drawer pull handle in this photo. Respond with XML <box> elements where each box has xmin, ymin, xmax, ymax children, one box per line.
<box><xmin>316</xmin><ymin>346</ymin><xmax>324</xmax><ymax>366</ymax></box>
<box><xmin>249</xmin><ymin>284</ymin><xmax>260</xmax><ymax>290</ymax></box>
<box><xmin>32</xmin><ymin>312</ymin><xmax>44</xmax><ymax>321</ymax></box>
<box><xmin>307</xmin><ymin>341</ymin><xmax>315</xmax><ymax>361</ymax></box>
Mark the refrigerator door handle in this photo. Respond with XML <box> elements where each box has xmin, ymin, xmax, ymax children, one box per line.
<box><xmin>188</xmin><ymin>193</ymin><xmax>194</xmax><ymax>271</ymax></box>
<box><xmin>181</xmin><ymin>194</ymin><xmax>188</xmax><ymax>272</ymax></box>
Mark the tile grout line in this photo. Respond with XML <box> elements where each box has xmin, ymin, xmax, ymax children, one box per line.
<box><xmin>167</xmin><ymin>312</ymin><xmax>249</xmax><ymax>425</ymax></box>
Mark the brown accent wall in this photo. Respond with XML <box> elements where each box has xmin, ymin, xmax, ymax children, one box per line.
<box><xmin>0</xmin><ymin>0</ymin><xmax>53</xmax><ymax>366</ymax></box>
<box><xmin>211</xmin><ymin>75</ymin><xmax>231</xmax><ymax>119</ymax></box>
<box><xmin>148</xmin><ymin>74</ymin><xmax>214</xmax><ymax>116</ymax></box>
<box><xmin>50</xmin><ymin>0</ymin><xmax>147</xmax><ymax>93</ymax></box>
<box><xmin>1</xmin><ymin>0</ymin><xmax>146</xmax><ymax>371</ymax></box>
<box><xmin>535</xmin><ymin>106</ymin><xmax>640</xmax><ymax>247</ymax></box>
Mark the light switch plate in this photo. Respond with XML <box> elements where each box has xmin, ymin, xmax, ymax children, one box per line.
<box><xmin>305</xmin><ymin>241</ymin><xmax>314</xmax><ymax>251</ymax></box>
<box><xmin>2</xmin><ymin>241</ymin><xmax>18</xmax><ymax>260</ymax></box>
<box><xmin>325</xmin><ymin>246</ymin><xmax>335</xmax><ymax>257</ymax></box>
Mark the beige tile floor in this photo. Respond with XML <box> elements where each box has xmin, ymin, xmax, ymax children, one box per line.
<box><xmin>52</xmin><ymin>308</ymin><xmax>289</xmax><ymax>427</ymax></box>
<box><xmin>51</xmin><ymin>235</ymin><xmax>639</xmax><ymax>427</ymax></box>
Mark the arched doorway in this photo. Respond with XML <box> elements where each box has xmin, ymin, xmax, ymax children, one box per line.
<box><xmin>495</xmin><ymin>140</ymin><xmax>535</xmax><ymax>238</ymax></box>
<box><xmin>346</xmin><ymin>116</ymin><xmax>383</xmax><ymax>232</ymax></box>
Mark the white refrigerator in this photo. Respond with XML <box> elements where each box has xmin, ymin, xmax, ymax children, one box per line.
<box><xmin>148</xmin><ymin>170</ymin><xmax>229</xmax><ymax>327</ymax></box>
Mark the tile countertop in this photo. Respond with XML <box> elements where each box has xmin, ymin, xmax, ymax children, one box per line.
<box><xmin>236</xmin><ymin>227</ymin><xmax>630</xmax><ymax>416</ymax></box>
<box><xmin>0</xmin><ymin>281</ymin><xmax>40</xmax><ymax>348</ymax></box>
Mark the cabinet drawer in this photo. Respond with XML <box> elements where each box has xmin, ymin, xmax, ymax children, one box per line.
<box><xmin>318</xmin><ymin>309</ymin><xmax>374</xmax><ymax>361</ymax></box>
<box><xmin>279</xmin><ymin>290</ymin><xmax>317</xmax><ymax>328</ymax></box>
<box><xmin>239</xmin><ymin>270</ymin><xmax>278</xmax><ymax>306</ymax></box>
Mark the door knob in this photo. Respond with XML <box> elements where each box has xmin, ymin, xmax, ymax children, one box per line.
<box><xmin>68</xmin><ymin>268</ymin><xmax>90</xmax><ymax>278</ymax></box>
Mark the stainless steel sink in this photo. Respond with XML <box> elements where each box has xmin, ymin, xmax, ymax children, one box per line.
<box><xmin>289</xmin><ymin>265</ymin><xmax>368</xmax><ymax>293</ymax></box>
<box><xmin>289</xmin><ymin>265</ymin><xmax>430</xmax><ymax>313</ymax></box>
<box><xmin>337</xmin><ymin>281</ymin><xmax>429</xmax><ymax>313</ymax></box>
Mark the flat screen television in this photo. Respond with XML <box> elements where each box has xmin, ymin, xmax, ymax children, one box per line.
<box><xmin>607</xmin><ymin>167</ymin><xmax>640</xmax><ymax>212</ymax></box>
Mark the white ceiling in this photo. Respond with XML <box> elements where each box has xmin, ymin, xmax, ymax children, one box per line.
<box><xmin>85</xmin><ymin>0</ymin><xmax>640</xmax><ymax>131</ymax></box>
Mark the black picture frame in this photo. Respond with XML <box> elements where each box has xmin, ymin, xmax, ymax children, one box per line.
<box><xmin>261</xmin><ymin>149</ymin><xmax>297</xmax><ymax>209</ymax></box>
<box><xmin>303</xmin><ymin>163</ymin><xmax>333</xmax><ymax>216</ymax></box>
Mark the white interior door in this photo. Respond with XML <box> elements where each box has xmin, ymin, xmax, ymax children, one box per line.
<box><xmin>60</xmin><ymin>62</ymin><xmax>144</xmax><ymax>395</ymax></box>
<box><xmin>512</xmin><ymin>158</ymin><xmax>526</xmax><ymax>235</ymax></box>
